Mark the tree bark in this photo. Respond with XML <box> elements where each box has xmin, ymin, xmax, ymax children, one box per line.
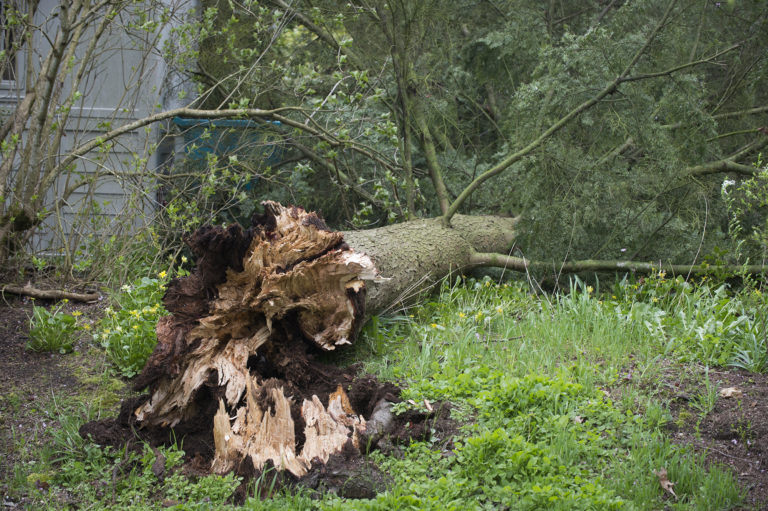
<box><xmin>0</xmin><ymin>284</ymin><xmax>99</xmax><ymax>302</ymax></box>
<box><xmin>344</xmin><ymin>214</ymin><xmax>519</xmax><ymax>314</ymax></box>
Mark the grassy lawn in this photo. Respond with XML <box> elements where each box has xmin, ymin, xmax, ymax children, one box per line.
<box><xmin>2</xmin><ymin>271</ymin><xmax>765</xmax><ymax>509</ymax></box>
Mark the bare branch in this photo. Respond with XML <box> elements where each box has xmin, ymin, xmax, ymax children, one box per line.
<box><xmin>662</xmin><ymin>105</ymin><xmax>768</xmax><ymax>130</ymax></box>
<box><xmin>469</xmin><ymin>251</ymin><xmax>767</xmax><ymax>275</ymax></box>
<box><xmin>618</xmin><ymin>43</ymin><xmax>740</xmax><ymax>84</ymax></box>
<box><xmin>686</xmin><ymin>159</ymin><xmax>760</xmax><ymax>178</ymax></box>
<box><xmin>1</xmin><ymin>284</ymin><xmax>100</xmax><ymax>302</ymax></box>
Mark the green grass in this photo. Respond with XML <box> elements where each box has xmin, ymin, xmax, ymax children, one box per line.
<box><xmin>26</xmin><ymin>302</ymin><xmax>80</xmax><ymax>353</ymax></box>
<box><xmin>10</xmin><ymin>273</ymin><xmax>765</xmax><ymax>509</ymax></box>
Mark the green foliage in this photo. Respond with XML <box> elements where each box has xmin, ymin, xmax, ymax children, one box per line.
<box><xmin>13</xmin><ymin>274</ymin><xmax>756</xmax><ymax>509</ymax></box>
<box><xmin>609</xmin><ymin>272</ymin><xmax>767</xmax><ymax>371</ymax></box>
<box><xmin>342</xmin><ymin>276</ymin><xmax>747</xmax><ymax>510</ymax></box>
<box><xmin>353</xmin><ymin>366</ymin><xmax>740</xmax><ymax>510</ymax></box>
<box><xmin>96</xmin><ymin>276</ymin><xmax>169</xmax><ymax>377</ymax></box>
<box><xmin>27</xmin><ymin>301</ymin><xmax>79</xmax><ymax>353</ymax></box>
<box><xmin>725</xmin><ymin>154</ymin><xmax>768</xmax><ymax>261</ymax></box>
<box><xmin>53</xmin><ymin>442</ymin><xmax>240</xmax><ymax>510</ymax></box>
<box><xmin>689</xmin><ymin>367</ymin><xmax>718</xmax><ymax>419</ymax></box>
<box><xmin>188</xmin><ymin>0</ymin><xmax>768</xmax><ymax>265</ymax></box>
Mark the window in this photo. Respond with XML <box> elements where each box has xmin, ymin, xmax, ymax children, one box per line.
<box><xmin>1</xmin><ymin>0</ymin><xmax>19</xmax><ymax>82</ymax></box>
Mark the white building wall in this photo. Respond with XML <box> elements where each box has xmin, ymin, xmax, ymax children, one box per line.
<box><xmin>0</xmin><ymin>0</ymin><xmax>198</xmax><ymax>254</ymax></box>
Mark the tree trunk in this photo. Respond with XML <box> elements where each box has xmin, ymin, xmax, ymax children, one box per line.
<box><xmin>126</xmin><ymin>201</ymin><xmax>517</xmax><ymax>479</ymax></box>
<box><xmin>344</xmin><ymin>213</ymin><xmax>518</xmax><ymax>314</ymax></box>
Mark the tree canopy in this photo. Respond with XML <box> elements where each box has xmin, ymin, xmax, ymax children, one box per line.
<box><xmin>192</xmin><ymin>0</ymin><xmax>768</xmax><ymax>268</ymax></box>
<box><xmin>1</xmin><ymin>0</ymin><xmax>767</xmax><ymax>276</ymax></box>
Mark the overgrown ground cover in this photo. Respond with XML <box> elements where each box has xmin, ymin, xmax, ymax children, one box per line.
<box><xmin>1</xmin><ymin>270</ymin><xmax>766</xmax><ymax>509</ymax></box>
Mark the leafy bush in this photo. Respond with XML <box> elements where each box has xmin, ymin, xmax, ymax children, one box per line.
<box><xmin>611</xmin><ymin>272</ymin><xmax>767</xmax><ymax>371</ymax></box>
<box><xmin>725</xmin><ymin>154</ymin><xmax>768</xmax><ymax>261</ymax></box>
<box><xmin>27</xmin><ymin>301</ymin><xmax>79</xmax><ymax>353</ymax></box>
<box><xmin>96</xmin><ymin>275</ymin><xmax>168</xmax><ymax>377</ymax></box>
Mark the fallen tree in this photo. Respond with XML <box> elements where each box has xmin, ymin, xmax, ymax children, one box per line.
<box><xmin>83</xmin><ymin>201</ymin><xmax>509</xmax><ymax>492</ymax></box>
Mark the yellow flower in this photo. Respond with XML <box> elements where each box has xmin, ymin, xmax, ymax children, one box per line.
<box><xmin>430</xmin><ymin>323</ymin><xmax>438</xmax><ymax>329</ymax></box>
<box><xmin>458</xmin><ymin>312</ymin><xmax>466</xmax><ymax>318</ymax></box>
<box><xmin>496</xmin><ymin>306</ymin><xmax>503</xmax><ymax>314</ymax></box>
<box><xmin>586</xmin><ymin>286</ymin><xmax>594</xmax><ymax>294</ymax></box>
<box><xmin>181</xmin><ymin>256</ymin><xmax>188</xmax><ymax>263</ymax></box>
<box><xmin>72</xmin><ymin>311</ymin><xmax>83</xmax><ymax>317</ymax></box>
<box><xmin>658</xmin><ymin>271</ymin><xmax>666</xmax><ymax>279</ymax></box>
<box><xmin>132</xmin><ymin>325</ymin><xmax>139</xmax><ymax>330</ymax></box>
<box><xmin>158</xmin><ymin>270</ymin><xmax>167</xmax><ymax>279</ymax></box>
<box><xmin>611</xmin><ymin>295</ymin><xmax>617</xmax><ymax>299</ymax></box>
<box><xmin>484</xmin><ymin>281</ymin><xmax>491</xmax><ymax>287</ymax></box>
<box><xmin>475</xmin><ymin>312</ymin><xmax>484</xmax><ymax>320</ymax></box>
<box><xmin>754</xmin><ymin>289</ymin><xmax>762</xmax><ymax>296</ymax></box>
<box><xmin>652</xmin><ymin>297</ymin><xmax>659</xmax><ymax>302</ymax></box>
<box><xmin>62</xmin><ymin>299</ymin><xmax>69</xmax><ymax>303</ymax></box>
<box><xmin>82</xmin><ymin>324</ymin><xmax>91</xmax><ymax>331</ymax></box>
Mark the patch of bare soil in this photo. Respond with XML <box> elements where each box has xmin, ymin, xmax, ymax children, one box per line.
<box><xmin>0</xmin><ymin>289</ymin><xmax>123</xmax><ymax>505</ymax></box>
<box><xmin>667</xmin><ymin>368</ymin><xmax>768</xmax><ymax>510</ymax></box>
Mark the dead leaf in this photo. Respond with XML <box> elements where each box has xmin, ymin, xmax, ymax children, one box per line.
<box><xmin>423</xmin><ymin>399</ymin><xmax>433</xmax><ymax>412</ymax></box>
<box><xmin>653</xmin><ymin>468</ymin><xmax>677</xmax><ymax>499</ymax></box>
<box><xmin>719</xmin><ymin>387</ymin><xmax>743</xmax><ymax>398</ymax></box>
<box><xmin>573</xmin><ymin>415</ymin><xmax>584</xmax><ymax>424</ymax></box>
<box><xmin>407</xmin><ymin>399</ymin><xmax>418</xmax><ymax>406</ymax></box>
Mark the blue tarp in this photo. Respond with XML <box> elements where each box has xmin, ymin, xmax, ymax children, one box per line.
<box><xmin>172</xmin><ymin>117</ymin><xmax>283</xmax><ymax>165</ymax></box>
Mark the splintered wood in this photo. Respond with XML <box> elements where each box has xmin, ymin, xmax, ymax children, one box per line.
<box><xmin>133</xmin><ymin>202</ymin><xmax>381</xmax><ymax>476</ymax></box>
<box><xmin>212</xmin><ymin>380</ymin><xmax>365</xmax><ymax>477</ymax></box>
